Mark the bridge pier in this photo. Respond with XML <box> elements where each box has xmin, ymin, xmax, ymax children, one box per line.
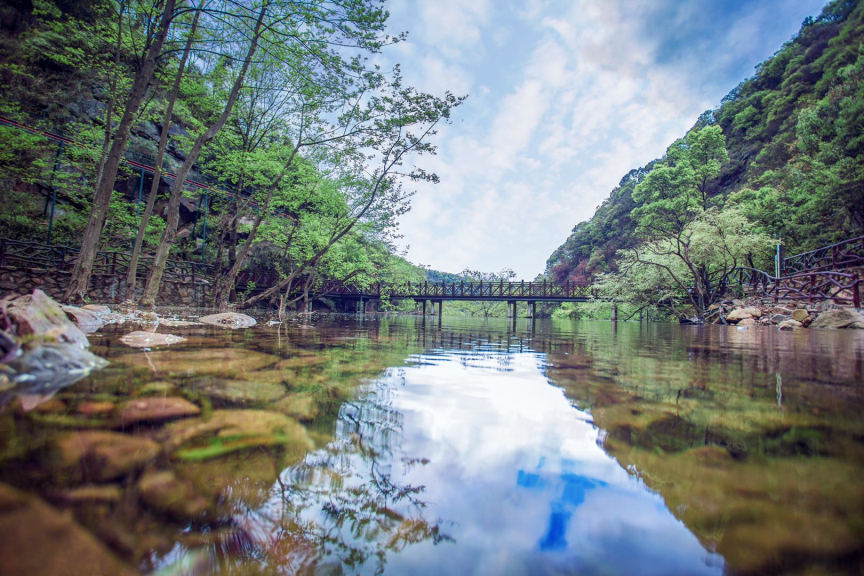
<box><xmin>421</xmin><ymin>300</ymin><xmax>427</xmax><ymax>316</ymax></box>
<box><xmin>529</xmin><ymin>301</ymin><xmax>536</xmax><ymax>319</ymax></box>
<box><xmin>437</xmin><ymin>300</ymin><xmax>442</xmax><ymax>318</ymax></box>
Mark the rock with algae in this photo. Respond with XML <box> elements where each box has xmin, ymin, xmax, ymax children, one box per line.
<box><xmin>162</xmin><ymin>409</ymin><xmax>312</xmax><ymax>460</ymax></box>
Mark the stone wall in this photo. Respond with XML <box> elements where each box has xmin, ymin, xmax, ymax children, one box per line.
<box><xmin>0</xmin><ymin>266</ymin><xmax>211</xmax><ymax>306</ymax></box>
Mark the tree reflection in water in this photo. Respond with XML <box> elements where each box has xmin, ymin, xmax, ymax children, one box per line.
<box><xmin>233</xmin><ymin>373</ymin><xmax>452</xmax><ymax>574</ymax></box>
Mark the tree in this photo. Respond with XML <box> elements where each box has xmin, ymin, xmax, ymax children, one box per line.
<box><xmin>125</xmin><ymin>0</ymin><xmax>203</xmax><ymax>301</ymax></box>
<box><xmin>620</xmin><ymin>126</ymin><xmax>748</xmax><ymax>316</ymax></box>
<box><xmin>236</xmin><ymin>73</ymin><xmax>464</xmax><ymax>310</ymax></box>
<box><xmin>138</xmin><ymin>0</ymin><xmax>269</xmax><ymax>306</ymax></box>
<box><xmin>63</xmin><ymin>0</ymin><xmax>179</xmax><ymax>302</ymax></box>
<box><xmin>596</xmin><ymin>208</ymin><xmax>770</xmax><ymax>317</ymax></box>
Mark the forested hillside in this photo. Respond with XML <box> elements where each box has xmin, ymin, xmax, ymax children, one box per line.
<box><xmin>0</xmin><ymin>0</ymin><xmax>454</xmax><ymax>309</ymax></box>
<box><xmin>546</xmin><ymin>0</ymin><xmax>864</xmax><ymax>287</ymax></box>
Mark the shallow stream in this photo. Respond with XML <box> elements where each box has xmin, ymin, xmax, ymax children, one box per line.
<box><xmin>1</xmin><ymin>316</ymin><xmax>863</xmax><ymax>575</ymax></box>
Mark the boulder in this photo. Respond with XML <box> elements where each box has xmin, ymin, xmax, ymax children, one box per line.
<box><xmin>118</xmin><ymin>397</ymin><xmax>200</xmax><ymax>427</ymax></box>
<box><xmin>791</xmin><ymin>309</ymin><xmax>809</xmax><ymax>322</ymax></box>
<box><xmin>777</xmin><ymin>319</ymin><xmax>803</xmax><ymax>331</ymax></box>
<box><xmin>5</xmin><ymin>290</ymin><xmax>89</xmax><ymax>348</ymax></box>
<box><xmin>198</xmin><ymin>313</ymin><xmax>257</xmax><ymax>329</ymax></box>
<box><xmin>726</xmin><ymin>307</ymin><xmax>762</xmax><ymax>323</ymax></box>
<box><xmin>137</xmin><ymin>470</ymin><xmax>210</xmax><ymax>521</ymax></box>
<box><xmin>737</xmin><ymin>318</ymin><xmax>756</xmax><ymax>326</ymax></box>
<box><xmin>0</xmin><ymin>483</ymin><xmax>134</xmax><ymax>576</ymax></box>
<box><xmin>82</xmin><ymin>305</ymin><xmax>112</xmax><ymax>314</ymax></box>
<box><xmin>801</xmin><ymin>316</ymin><xmax>813</xmax><ymax>328</ymax></box>
<box><xmin>54</xmin><ymin>430</ymin><xmax>161</xmax><ymax>482</ymax></box>
<box><xmin>809</xmin><ymin>308</ymin><xmax>864</xmax><ymax>329</ymax></box>
<box><xmin>770</xmin><ymin>314</ymin><xmax>790</xmax><ymax>324</ymax></box>
<box><xmin>61</xmin><ymin>306</ymin><xmax>104</xmax><ymax>334</ymax></box>
<box><xmin>119</xmin><ymin>331</ymin><xmax>187</xmax><ymax>348</ymax></box>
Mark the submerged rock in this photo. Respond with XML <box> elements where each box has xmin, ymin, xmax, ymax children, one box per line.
<box><xmin>112</xmin><ymin>348</ymin><xmax>277</xmax><ymax>376</ymax></box>
<box><xmin>162</xmin><ymin>409</ymin><xmax>312</xmax><ymax>460</ymax></box>
<box><xmin>199</xmin><ymin>312</ymin><xmax>257</xmax><ymax>329</ymax></box>
<box><xmin>119</xmin><ymin>331</ymin><xmax>187</xmax><ymax>348</ymax></box>
<box><xmin>136</xmin><ymin>469</ymin><xmax>210</xmax><ymax>521</ymax></box>
<box><xmin>0</xmin><ymin>483</ymin><xmax>134</xmax><ymax>576</ymax></box>
<box><xmin>190</xmin><ymin>378</ymin><xmax>286</xmax><ymax>407</ymax></box>
<box><xmin>1</xmin><ymin>343</ymin><xmax>109</xmax><ymax>411</ymax></box>
<box><xmin>118</xmin><ymin>397</ymin><xmax>200</xmax><ymax>427</ymax></box>
<box><xmin>53</xmin><ymin>430</ymin><xmax>161</xmax><ymax>482</ymax></box>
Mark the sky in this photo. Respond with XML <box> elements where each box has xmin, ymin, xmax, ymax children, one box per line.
<box><xmin>375</xmin><ymin>0</ymin><xmax>828</xmax><ymax>279</ymax></box>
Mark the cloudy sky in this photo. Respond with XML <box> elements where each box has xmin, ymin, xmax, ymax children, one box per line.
<box><xmin>379</xmin><ymin>0</ymin><xmax>826</xmax><ymax>279</ymax></box>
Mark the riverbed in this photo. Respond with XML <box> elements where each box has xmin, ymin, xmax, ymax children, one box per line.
<box><xmin>1</xmin><ymin>316</ymin><xmax>862</xmax><ymax>575</ymax></box>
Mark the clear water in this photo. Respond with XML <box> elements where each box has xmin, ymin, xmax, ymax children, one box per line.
<box><xmin>1</xmin><ymin>316</ymin><xmax>863</xmax><ymax>575</ymax></box>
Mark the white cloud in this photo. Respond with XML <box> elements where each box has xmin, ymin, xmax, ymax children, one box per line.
<box><xmin>383</xmin><ymin>0</ymin><xmax>826</xmax><ymax>278</ymax></box>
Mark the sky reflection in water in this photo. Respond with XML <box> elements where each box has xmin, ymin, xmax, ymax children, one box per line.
<box><xmin>273</xmin><ymin>339</ymin><xmax>723</xmax><ymax>575</ymax></box>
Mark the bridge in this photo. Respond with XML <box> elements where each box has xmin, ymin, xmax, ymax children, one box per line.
<box><xmin>320</xmin><ymin>280</ymin><xmax>596</xmax><ymax>317</ymax></box>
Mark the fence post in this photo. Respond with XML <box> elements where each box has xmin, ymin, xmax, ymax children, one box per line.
<box><xmin>809</xmin><ymin>274</ymin><xmax>816</xmax><ymax>305</ymax></box>
<box><xmin>46</xmin><ymin>141</ymin><xmax>65</xmax><ymax>246</ymax></box>
<box><xmin>200</xmin><ymin>190</ymin><xmax>208</xmax><ymax>264</ymax></box>
<box><xmin>110</xmin><ymin>252</ymin><xmax>117</xmax><ymax>275</ymax></box>
<box><xmin>853</xmin><ymin>274</ymin><xmax>860</xmax><ymax>309</ymax></box>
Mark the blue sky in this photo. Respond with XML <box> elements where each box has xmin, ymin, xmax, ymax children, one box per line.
<box><xmin>378</xmin><ymin>0</ymin><xmax>827</xmax><ymax>279</ymax></box>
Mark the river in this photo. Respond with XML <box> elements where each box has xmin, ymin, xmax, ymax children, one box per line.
<box><xmin>1</xmin><ymin>316</ymin><xmax>862</xmax><ymax>575</ymax></box>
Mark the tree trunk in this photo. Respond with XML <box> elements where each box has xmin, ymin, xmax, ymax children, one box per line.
<box><xmin>126</xmin><ymin>4</ymin><xmax>201</xmax><ymax>301</ymax></box>
<box><xmin>63</xmin><ymin>0</ymin><xmax>177</xmax><ymax>303</ymax></box>
<box><xmin>212</xmin><ymin>144</ymin><xmax>300</xmax><ymax>309</ymax></box>
<box><xmin>139</xmin><ymin>2</ymin><xmax>268</xmax><ymax>307</ymax></box>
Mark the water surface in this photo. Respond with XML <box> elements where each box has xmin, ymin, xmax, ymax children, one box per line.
<box><xmin>1</xmin><ymin>316</ymin><xmax>862</xmax><ymax>575</ymax></box>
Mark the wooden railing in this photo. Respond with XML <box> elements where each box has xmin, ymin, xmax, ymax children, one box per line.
<box><xmin>783</xmin><ymin>235</ymin><xmax>864</xmax><ymax>274</ymax></box>
<box><xmin>0</xmin><ymin>238</ymin><xmax>214</xmax><ymax>284</ymax></box>
<box><xmin>726</xmin><ymin>267</ymin><xmax>860</xmax><ymax>308</ymax></box>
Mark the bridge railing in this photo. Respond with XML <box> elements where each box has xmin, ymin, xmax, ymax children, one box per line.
<box><xmin>726</xmin><ymin>267</ymin><xmax>860</xmax><ymax>308</ymax></box>
<box><xmin>783</xmin><ymin>235</ymin><xmax>864</xmax><ymax>274</ymax></box>
<box><xmin>321</xmin><ymin>280</ymin><xmax>595</xmax><ymax>299</ymax></box>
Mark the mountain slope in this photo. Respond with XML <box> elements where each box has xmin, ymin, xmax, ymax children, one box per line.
<box><xmin>546</xmin><ymin>0</ymin><xmax>864</xmax><ymax>282</ymax></box>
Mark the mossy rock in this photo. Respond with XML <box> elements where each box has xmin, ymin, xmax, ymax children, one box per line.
<box><xmin>161</xmin><ymin>409</ymin><xmax>312</xmax><ymax>461</ymax></box>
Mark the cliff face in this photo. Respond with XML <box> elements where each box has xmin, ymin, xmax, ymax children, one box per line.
<box><xmin>546</xmin><ymin>0</ymin><xmax>864</xmax><ymax>282</ymax></box>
